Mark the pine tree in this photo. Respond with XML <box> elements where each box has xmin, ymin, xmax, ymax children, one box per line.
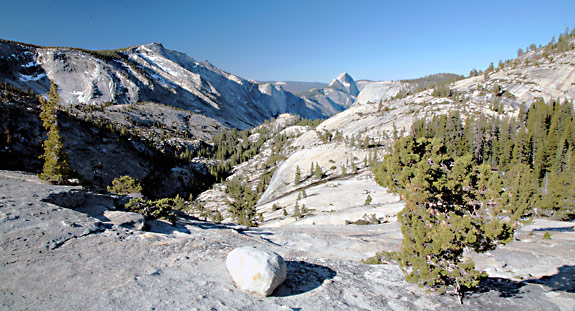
<box><xmin>293</xmin><ymin>201</ymin><xmax>302</xmax><ymax>219</ymax></box>
<box><xmin>309</xmin><ymin>162</ymin><xmax>315</xmax><ymax>176</ymax></box>
<box><xmin>364</xmin><ymin>194</ymin><xmax>372</xmax><ymax>205</ymax></box>
<box><xmin>294</xmin><ymin>165</ymin><xmax>302</xmax><ymax>186</ymax></box>
<box><xmin>370</xmin><ymin>148</ymin><xmax>378</xmax><ymax>166</ymax></box>
<box><xmin>314</xmin><ymin>163</ymin><xmax>323</xmax><ymax>179</ymax></box>
<box><xmin>517</xmin><ymin>48</ymin><xmax>524</xmax><ymax>57</ymax></box>
<box><xmin>38</xmin><ymin>82</ymin><xmax>69</xmax><ymax>184</ymax></box>
<box><xmin>225</xmin><ymin>176</ymin><xmax>258</xmax><ymax>226</ymax></box>
<box><xmin>372</xmin><ymin>136</ymin><xmax>519</xmax><ymax>300</ymax></box>
<box><xmin>107</xmin><ymin>175</ymin><xmax>142</xmax><ymax>195</ymax></box>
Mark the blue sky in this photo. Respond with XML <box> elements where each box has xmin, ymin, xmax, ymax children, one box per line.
<box><xmin>1</xmin><ymin>0</ymin><xmax>574</xmax><ymax>82</ymax></box>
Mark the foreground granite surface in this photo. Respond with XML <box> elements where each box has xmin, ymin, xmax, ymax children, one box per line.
<box><xmin>1</xmin><ymin>170</ymin><xmax>574</xmax><ymax>310</ymax></box>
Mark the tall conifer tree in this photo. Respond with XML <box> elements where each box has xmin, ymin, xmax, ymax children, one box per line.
<box><xmin>38</xmin><ymin>82</ymin><xmax>69</xmax><ymax>184</ymax></box>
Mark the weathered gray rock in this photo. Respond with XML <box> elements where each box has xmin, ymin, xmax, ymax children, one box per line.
<box><xmin>226</xmin><ymin>246</ymin><xmax>287</xmax><ymax>296</ymax></box>
<box><xmin>103</xmin><ymin>210</ymin><xmax>145</xmax><ymax>230</ymax></box>
<box><xmin>42</xmin><ymin>188</ymin><xmax>86</xmax><ymax>209</ymax></box>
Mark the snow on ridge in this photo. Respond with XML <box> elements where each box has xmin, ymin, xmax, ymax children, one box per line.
<box><xmin>21</xmin><ymin>61</ymin><xmax>36</xmax><ymax>68</ymax></box>
<box><xmin>19</xmin><ymin>73</ymin><xmax>46</xmax><ymax>82</ymax></box>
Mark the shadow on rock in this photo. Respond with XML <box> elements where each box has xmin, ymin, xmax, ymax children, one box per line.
<box><xmin>146</xmin><ymin>219</ymin><xmax>191</xmax><ymax>234</ymax></box>
<box><xmin>524</xmin><ymin>265</ymin><xmax>575</xmax><ymax>293</ymax></box>
<box><xmin>42</xmin><ymin>189</ymin><xmax>86</xmax><ymax>209</ymax></box>
<box><xmin>531</xmin><ymin>226</ymin><xmax>574</xmax><ymax>232</ymax></box>
<box><xmin>468</xmin><ymin>277</ymin><xmax>525</xmax><ymax>299</ymax></box>
<box><xmin>273</xmin><ymin>261</ymin><xmax>337</xmax><ymax>297</ymax></box>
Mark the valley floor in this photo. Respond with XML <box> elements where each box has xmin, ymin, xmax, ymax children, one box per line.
<box><xmin>1</xmin><ymin>170</ymin><xmax>574</xmax><ymax>310</ymax></box>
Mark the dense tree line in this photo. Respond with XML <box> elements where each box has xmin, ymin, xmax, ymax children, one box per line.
<box><xmin>410</xmin><ymin>99</ymin><xmax>574</xmax><ymax>220</ymax></box>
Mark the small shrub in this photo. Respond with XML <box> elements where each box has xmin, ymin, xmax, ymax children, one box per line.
<box><xmin>362</xmin><ymin>250</ymin><xmax>399</xmax><ymax>265</ymax></box>
<box><xmin>364</xmin><ymin>194</ymin><xmax>372</xmax><ymax>205</ymax></box>
<box><xmin>108</xmin><ymin>175</ymin><xmax>142</xmax><ymax>195</ymax></box>
<box><xmin>211</xmin><ymin>210</ymin><xmax>223</xmax><ymax>223</ymax></box>
<box><xmin>346</xmin><ymin>213</ymin><xmax>380</xmax><ymax>225</ymax></box>
<box><xmin>125</xmin><ymin>197</ymin><xmax>178</xmax><ymax>224</ymax></box>
<box><xmin>543</xmin><ymin>231</ymin><xmax>551</xmax><ymax>239</ymax></box>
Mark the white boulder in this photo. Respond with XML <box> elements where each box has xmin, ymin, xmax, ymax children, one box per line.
<box><xmin>226</xmin><ymin>246</ymin><xmax>287</xmax><ymax>296</ymax></box>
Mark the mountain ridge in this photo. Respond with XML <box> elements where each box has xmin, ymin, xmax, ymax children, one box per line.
<box><xmin>0</xmin><ymin>40</ymin><xmax>328</xmax><ymax>130</ymax></box>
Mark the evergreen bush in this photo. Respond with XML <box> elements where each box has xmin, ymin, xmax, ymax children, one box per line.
<box><xmin>107</xmin><ymin>175</ymin><xmax>142</xmax><ymax>195</ymax></box>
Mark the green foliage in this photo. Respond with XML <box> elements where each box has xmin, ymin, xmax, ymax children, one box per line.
<box><xmin>225</xmin><ymin>176</ymin><xmax>259</xmax><ymax>227</ymax></box>
<box><xmin>107</xmin><ymin>175</ymin><xmax>142</xmax><ymax>195</ymax></box>
<box><xmin>431</xmin><ymin>81</ymin><xmax>451</xmax><ymax>97</ymax></box>
<box><xmin>347</xmin><ymin>213</ymin><xmax>380</xmax><ymax>225</ymax></box>
<box><xmin>211</xmin><ymin>210</ymin><xmax>223</xmax><ymax>223</ymax></box>
<box><xmin>400</xmin><ymin>73</ymin><xmax>464</xmax><ymax>92</ymax></box>
<box><xmin>294</xmin><ymin>117</ymin><xmax>323</xmax><ymax>128</ymax></box>
<box><xmin>364</xmin><ymin>194</ymin><xmax>372</xmax><ymax>205</ymax></box>
<box><xmin>309</xmin><ymin>162</ymin><xmax>315</xmax><ymax>176</ymax></box>
<box><xmin>543</xmin><ymin>231</ymin><xmax>551</xmax><ymax>240</ymax></box>
<box><xmin>373</xmin><ymin>136</ymin><xmax>518</xmax><ymax>299</ymax></box>
<box><xmin>408</xmin><ymin>99</ymin><xmax>575</xmax><ymax>220</ymax></box>
<box><xmin>125</xmin><ymin>196</ymin><xmax>182</xmax><ymax>224</ymax></box>
<box><xmin>301</xmin><ymin>204</ymin><xmax>308</xmax><ymax>215</ymax></box>
<box><xmin>203</xmin><ymin>126</ymin><xmax>273</xmax><ymax>182</ymax></box>
<box><xmin>293</xmin><ymin>200</ymin><xmax>302</xmax><ymax>219</ymax></box>
<box><xmin>482</xmin><ymin>27</ymin><xmax>575</xmax><ymax>76</ymax></box>
<box><xmin>538</xmin><ymin>169</ymin><xmax>575</xmax><ymax>220</ymax></box>
<box><xmin>362</xmin><ymin>250</ymin><xmax>399</xmax><ymax>265</ymax></box>
<box><xmin>314</xmin><ymin>163</ymin><xmax>323</xmax><ymax>179</ymax></box>
<box><xmin>38</xmin><ymin>82</ymin><xmax>69</xmax><ymax>184</ymax></box>
<box><xmin>294</xmin><ymin>165</ymin><xmax>302</xmax><ymax>186</ymax></box>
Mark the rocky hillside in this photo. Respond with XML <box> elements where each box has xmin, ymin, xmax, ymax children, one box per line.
<box><xmin>190</xmin><ymin>34</ymin><xmax>575</xmax><ymax>229</ymax></box>
<box><xmin>0</xmin><ymin>40</ymin><xmax>328</xmax><ymax>130</ymax></box>
<box><xmin>0</xmin><ymin>87</ymin><xmax>216</xmax><ymax>198</ymax></box>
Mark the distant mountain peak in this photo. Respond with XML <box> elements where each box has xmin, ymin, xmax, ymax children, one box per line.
<box><xmin>138</xmin><ymin>42</ymin><xmax>165</xmax><ymax>52</ymax></box>
<box><xmin>142</xmin><ymin>42</ymin><xmax>164</xmax><ymax>48</ymax></box>
<box><xmin>328</xmin><ymin>72</ymin><xmax>358</xmax><ymax>96</ymax></box>
<box><xmin>336</xmin><ymin>72</ymin><xmax>353</xmax><ymax>81</ymax></box>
